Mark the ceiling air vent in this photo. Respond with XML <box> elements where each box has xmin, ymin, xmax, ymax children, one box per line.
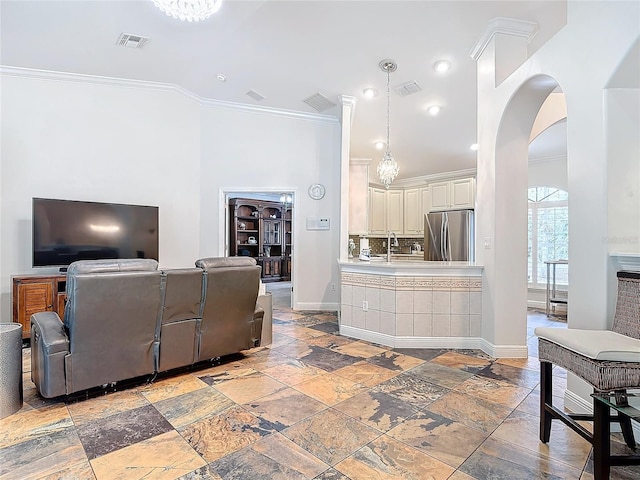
<box><xmin>394</xmin><ymin>80</ymin><xmax>422</xmax><ymax>97</ymax></box>
<box><xmin>116</xmin><ymin>33</ymin><xmax>149</xmax><ymax>49</ymax></box>
<box><xmin>246</xmin><ymin>90</ymin><xmax>265</xmax><ymax>101</ymax></box>
<box><xmin>303</xmin><ymin>92</ymin><xmax>337</xmax><ymax>112</ymax></box>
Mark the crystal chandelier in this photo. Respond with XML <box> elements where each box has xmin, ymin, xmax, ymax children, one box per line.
<box><xmin>153</xmin><ymin>0</ymin><xmax>223</xmax><ymax>22</ymax></box>
<box><xmin>377</xmin><ymin>59</ymin><xmax>399</xmax><ymax>189</ymax></box>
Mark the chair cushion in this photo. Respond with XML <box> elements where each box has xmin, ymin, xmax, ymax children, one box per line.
<box><xmin>535</xmin><ymin>327</ymin><xmax>640</xmax><ymax>362</ymax></box>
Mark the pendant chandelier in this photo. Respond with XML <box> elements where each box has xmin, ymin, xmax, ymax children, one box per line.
<box><xmin>152</xmin><ymin>0</ymin><xmax>223</xmax><ymax>22</ymax></box>
<box><xmin>377</xmin><ymin>59</ymin><xmax>399</xmax><ymax>189</ymax></box>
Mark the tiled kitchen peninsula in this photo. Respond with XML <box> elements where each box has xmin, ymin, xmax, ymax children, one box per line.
<box><xmin>338</xmin><ymin>261</ymin><xmax>484</xmax><ymax>350</ymax></box>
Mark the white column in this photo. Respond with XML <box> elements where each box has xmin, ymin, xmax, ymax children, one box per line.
<box><xmin>339</xmin><ymin>95</ymin><xmax>357</xmax><ymax>262</ymax></box>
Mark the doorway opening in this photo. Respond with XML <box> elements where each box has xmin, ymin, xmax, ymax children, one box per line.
<box><xmin>224</xmin><ymin>190</ymin><xmax>295</xmax><ymax>309</ymax></box>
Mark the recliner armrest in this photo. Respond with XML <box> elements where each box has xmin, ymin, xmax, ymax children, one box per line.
<box><xmin>31</xmin><ymin>311</ymin><xmax>69</xmax><ymax>398</ymax></box>
<box><xmin>31</xmin><ymin>312</ymin><xmax>69</xmax><ymax>354</ymax></box>
<box><xmin>252</xmin><ymin>305</ymin><xmax>265</xmax><ymax>347</ymax></box>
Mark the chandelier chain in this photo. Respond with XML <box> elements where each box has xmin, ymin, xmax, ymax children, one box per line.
<box><xmin>377</xmin><ymin>59</ymin><xmax>399</xmax><ymax>189</ymax></box>
<box><xmin>386</xmin><ymin>66</ymin><xmax>391</xmax><ymax>154</ymax></box>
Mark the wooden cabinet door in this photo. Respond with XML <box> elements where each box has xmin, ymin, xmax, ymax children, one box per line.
<box><xmin>429</xmin><ymin>182</ymin><xmax>450</xmax><ymax>211</ymax></box>
<box><xmin>369</xmin><ymin>187</ymin><xmax>387</xmax><ymax>234</ymax></box>
<box><xmin>386</xmin><ymin>190</ymin><xmax>404</xmax><ymax>234</ymax></box>
<box><xmin>451</xmin><ymin>178</ymin><xmax>475</xmax><ymax>209</ymax></box>
<box><xmin>403</xmin><ymin>188</ymin><xmax>421</xmax><ymax>234</ymax></box>
<box><xmin>15</xmin><ymin>281</ymin><xmax>54</xmax><ymax>338</ymax></box>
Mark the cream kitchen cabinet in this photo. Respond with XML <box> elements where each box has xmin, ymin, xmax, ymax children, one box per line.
<box><xmin>403</xmin><ymin>188</ymin><xmax>422</xmax><ymax>234</ymax></box>
<box><xmin>368</xmin><ymin>187</ymin><xmax>404</xmax><ymax>235</ymax></box>
<box><xmin>386</xmin><ymin>190</ymin><xmax>404</xmax><ymax>234</ymax></box>
<box><xmin>404</xmin><ymin>187</ymin><xmax>430</xmax><ymax>235</ymax></box>
<box><xmin>369</xmin><ymin>187</ymin><xmax>387</xmax><ymax>234</ymax></box>
<box><xmin>428</xmin><ymin>177</ymin><xmax>475</xmax><ymax>211</ymax></box>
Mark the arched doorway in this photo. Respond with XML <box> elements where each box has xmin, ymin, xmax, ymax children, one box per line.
<box><xmin>490</xmin><ymin>74</ymin><xmax>563</xmax><ymax>353</ymax></box>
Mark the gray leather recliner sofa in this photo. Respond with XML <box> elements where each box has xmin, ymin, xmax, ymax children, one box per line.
<box><xmin>31</xmin><ymin>257</ymin><xmax>264</xmax><ymax>398</ymax></box>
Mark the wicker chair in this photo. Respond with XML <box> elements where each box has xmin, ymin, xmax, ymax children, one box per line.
<box><xmin>535</xmin><ymin>271</ymin><xmax>640</xmax><ymax>453</ymax></box>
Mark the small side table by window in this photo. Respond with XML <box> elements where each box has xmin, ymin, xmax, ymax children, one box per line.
<box><xmin>545</xmin><ymin>260</ymin><xmax>568</xmax><ymax>316</ymax></box>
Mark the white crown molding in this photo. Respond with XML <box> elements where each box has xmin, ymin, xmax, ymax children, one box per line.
<box><xmin>610</xmin><ymin>253</ymin><xmax>640</xmax><ymax>272</ymax></box>
<box><xmin>349</xmin><ymin>158</ymin><xmax>371</xmax><ymax>166</ymax></box>
<box><xmin>339</xmin><ymin>95</ymin><xmax>358</xmax><ymax>109</ymax></box>
<box><xmin>339</xmin><ymin>94</ymin><xmax>358</xmax><ymax>127</ymax></box>
<box><xmin>0</xmin><ymin>65</ymin><xmax>339</xmax><ymax>125</ymax></box>
<box><xmin>372</xmin><ymin>167</ymin><xmax>478</xmax><ymax>188</ymax></box>
<box><xmin>469</xmin><ymin>17</ymin><xmax>539</xmax><ymax>61</ymax></box>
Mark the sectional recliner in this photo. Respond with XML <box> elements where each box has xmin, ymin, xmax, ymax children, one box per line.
<box><xmin>30</xmin><ymin>257</ymin><xmax>266</xmax><ymax>398</ymax></box>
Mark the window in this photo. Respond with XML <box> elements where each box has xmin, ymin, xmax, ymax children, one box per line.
<box><xmin>528</xmin><ymin>187</ymin><xmax>568</xmax><ymax>287</ymax></box>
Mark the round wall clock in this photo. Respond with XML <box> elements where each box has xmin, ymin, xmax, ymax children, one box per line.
<box><xmin>308</xmin><ymin>183</ymin><xmax>326</xmax><ymax>200</ymax></box>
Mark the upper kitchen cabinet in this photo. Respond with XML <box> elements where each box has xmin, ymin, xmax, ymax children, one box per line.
<box><xmin>386</xmin><ymin>190</ymin><xmax>404</xmax><ymax>234</ymax></box>
<box><xmin>428</xmin><ymin>177</ymin><xmax>475</xmax><ymax>211</ymax></box>
<box><xmin>368</xmin><ymin>188</ymin><xmax>404</xmax><ymax>235</ymax></box>
<box><xmin>369</xmin><ymin>187</ymin><xmax>388</xmax><ymax>235</ymax></box>
<box><xmin>404</xmin><ymin>187</ymin><xmax>430</xmax><ymax>235</ymax></box>
<box><xmin>349</xmin><ymin>160</ymin><xmax>370</xmax><ymax>235</ymax></box>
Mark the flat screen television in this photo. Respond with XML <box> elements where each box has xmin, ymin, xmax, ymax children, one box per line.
<box><xmin>32</xmin><ymin>198</ymin><xmax>159</xmax><ymax>268</ymax></box>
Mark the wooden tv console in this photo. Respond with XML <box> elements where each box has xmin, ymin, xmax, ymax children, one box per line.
<box><xmin>12</xmin><ymin>274</ymin><xmax>67</xmax><ymax>339</ymax></box>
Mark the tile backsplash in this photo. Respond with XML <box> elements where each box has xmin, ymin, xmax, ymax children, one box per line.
<box><xmin>349</xmin><ymin>235</ymin><xmax>424</xmax><ymax>255</ymax></box>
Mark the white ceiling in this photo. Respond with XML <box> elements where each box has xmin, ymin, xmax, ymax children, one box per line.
<box><xmin>0</xmin><ymin>0</ymin><xmax>568</xmax><ymax>179</ymax></box>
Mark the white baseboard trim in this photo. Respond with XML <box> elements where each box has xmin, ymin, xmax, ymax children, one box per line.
<box><xmin>294</xmin><ymin>302</ymin><xmax>339</xmax><ymax>311</ymax></box>
<box><xmin>527</xmin><ymin>300</ymin><xmax>546</xmax><ymax>309</ymax></box>
<box><xmin>565</xmin><ymin>389</ymin><xmax>593</xmax><ymax>414</ymax></box>
<box><xmin>564</xmin><ymin>389</ymin><xmax>640</xmax><ymax>437</ymax></box>
<box><xmin>338</xmin><ymin>326</ymin><xmax>528</xmax><ymax>358</ymax></box>
<box><xmin>479</xmin><ymin>339</ymin><xmax>529</xmax><ymax>358</ymax></box>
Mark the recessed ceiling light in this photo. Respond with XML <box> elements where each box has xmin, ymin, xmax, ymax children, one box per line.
<box><xmin>216</xmin><ymin>74</ymin><xmax>226</xmax><ymax>82</ymax></box>
<box><xmin>363</xmin><ymin>88</ymin><xmax>378</xmax><ymax>98</ymax></box>
<box><xmin>427</xmin><ymin>105</ymin><xmax>441</xmax><ymax>116</ymax></box>
<box><xmin>470</xmin><ymin>143</ymin><xmax>479</xmax><ymax>151</ymax></box>
<box><xmin>433</xmin><ymin>60</ymin><xmax>451</xmax><ymax>72</ymax></box>
<box><xmin>375</xmin><ymin>141</ymin><xmax>385</xmax><ymax>150</ymax></box>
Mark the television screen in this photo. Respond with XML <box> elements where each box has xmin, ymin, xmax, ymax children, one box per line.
<box><xmin>32</xmin><ymin>198</ymin><xmax>159</xmax><ymax>267</ymax></box>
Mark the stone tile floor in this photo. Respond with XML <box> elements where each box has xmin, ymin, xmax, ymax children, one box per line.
<box><xmin>1</xmin><ymin>283</ymin><xmax>638</xmax><ymax>479</ymax></box>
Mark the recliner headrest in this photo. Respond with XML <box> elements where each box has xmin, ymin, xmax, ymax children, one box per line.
<box><xmin>195</xmin><ymin>257</ymin><xmax>257</xmax><ymax>270</ymax></box>
<box><xmin>67</xmin><ymin>259</ymin><xmax>159</xmax><ymax>275</ymax></box>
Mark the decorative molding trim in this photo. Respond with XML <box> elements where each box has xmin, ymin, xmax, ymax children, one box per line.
<box><xmin>350</xmin><ymin>158</ymin><xmax>372</xmax><ymax>166</ymax></box>
<box><xmin>564</xmin><ymin>389</ymin><xmax>592</xmax><ymax>415</ymax></box>
<box><xmin>339</xmin><ymin>325</ymin><xmax>528</xmax><ymax>358</ymax></box>
<box><xmin>0</xmin><ymin>65</ymin><xmax>339</xmax><ymax>124</ymax></box>
<box><xmin>294</xmin><ymin>302</ymin><xmax>339</xmax><ymax>311</ymax></box>
<box><xmin>338</xmin><ymin>326</ymin><xmax>484</xmax><ymax>350</ymax></box>
<box><xmin>564</xmin><ymin>389</ymin><xmax>640</xmax><ymax>438</ymax></box>
<box><xmin>479</xmin><ymin>338</ymin><xmax>529</xmax><ymax>358</ymax></box>
<box><xmin>339</xmin><ymin>94</ymin><xmax>358</xmax><ymax>128</ymax></box>
<box><xmin>469</xmin><ymin>17</ymin><xmax>539</xmax><ymax>61</ymax></box>
<box><xmin>610</xmin><ymin>253</ymin><xmax>640</xmax><ymax>272</ymax></box>
<box><xmin>377</xmin><ymin>168</ymin><xmax>478</xmax><ymax>188</ymax></box>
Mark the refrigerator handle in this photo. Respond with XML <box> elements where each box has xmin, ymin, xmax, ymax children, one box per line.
<box><xmin>443</xmin><ymin>213</ymin><xmax>450</xmax><ymax>261</ymax></box>
<box><xmin>440</xmin><ymin>215</ymin><xmax>446</xmax><ymax>260</ymax></box>
<box><xmin>440</xmin><ymin>216</ymin><xmax>444</xmax><ymax>260</ymax></box>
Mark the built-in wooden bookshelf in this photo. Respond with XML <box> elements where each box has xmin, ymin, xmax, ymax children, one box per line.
<box><xmin>229</xmin><ymin>198</ymin><xmax>292</xmax><ymax>282</ymax></box>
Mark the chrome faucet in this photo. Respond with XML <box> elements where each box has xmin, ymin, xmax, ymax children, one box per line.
<box><xmin>386</xmin><ymin>231</ymin><xmax>400</xmax><ymax>262</ymax></box>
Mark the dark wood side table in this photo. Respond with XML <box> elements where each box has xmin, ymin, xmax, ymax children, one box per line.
<box><xmin>592</xmin><ymin>392</ymin><xmax>640</xmax><ymax>479</ymax></box>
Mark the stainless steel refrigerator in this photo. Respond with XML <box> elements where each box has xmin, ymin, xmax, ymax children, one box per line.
<box><xmin>424</xmin><ymin>209</ymin><xmax>474</xmax><ymax>261</ymax></box>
